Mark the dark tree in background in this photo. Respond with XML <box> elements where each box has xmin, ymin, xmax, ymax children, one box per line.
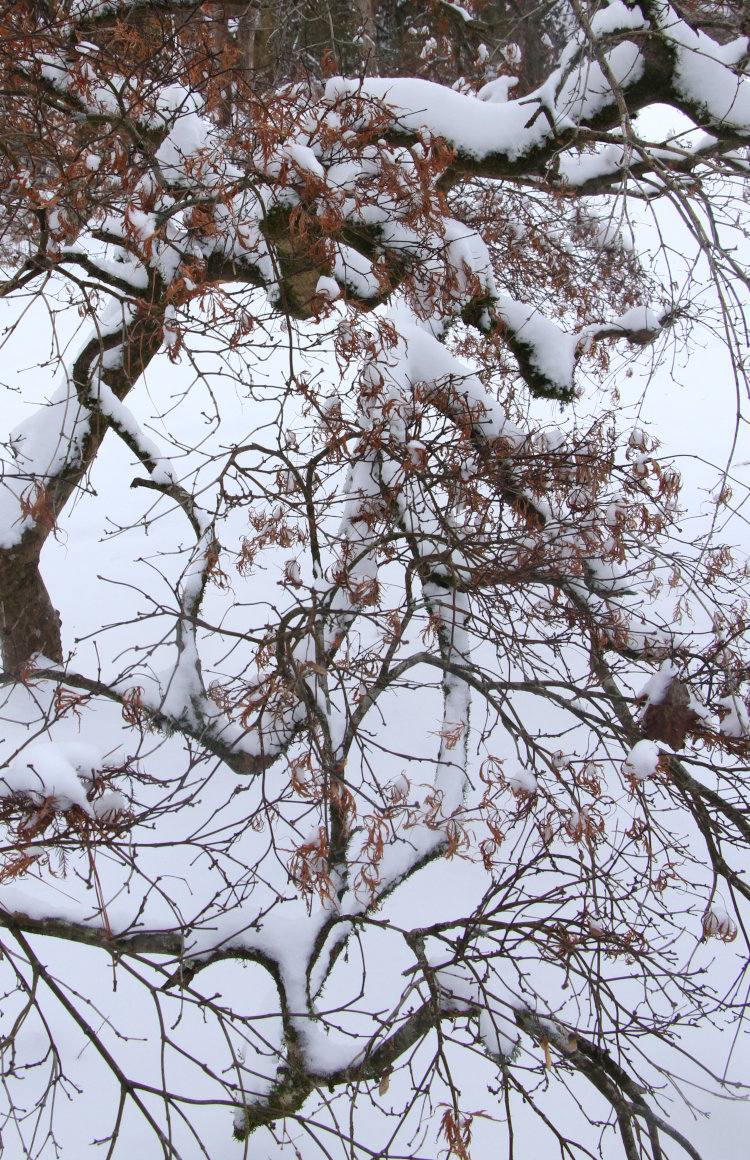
<box><xmin>1</xmin><ymin>2</ymin><xmax>750</xmax><ymax>1158</ymax></box>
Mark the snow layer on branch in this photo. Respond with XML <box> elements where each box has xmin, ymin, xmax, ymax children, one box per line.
<box><xmin>558</xmin><ymin>142</ymin><xmax>631</xmax><ymax>186</ymax></box>
<box><xmin>433</xmin><ymin>961</ymin><xmax>522</xmax><ymax>1061</ymax></box>
<box><xmin>590</xmin><ymin>3</ymin><xmax>648</xmax><ymax>36</ymax></box>
<box><xmin>328</xmin><ymin>76</ymin><xmax>547</xmax><ymax>160</ymax></box>
<box><xmin>333</xmin><ymin>244</ymin><xmax>383</xmax><ymax>300</ymax></box>
<box><xmin>326</xmin><ymin>26</ymin><xmax>644</xmax><ymax>163</ymax></box>
<box><xmin>388</xmin><ymin>310</ymin><xmax>521</xmax><ymax>442</ymax></box>
<box><xmin>660</xmin><ymin>5</ymin><xmax>750</xmax><ymax>129</ymax></box>
<box><xmin>497</xmin><ymin>296</ymin><xmax>578</xmax><ymax>395</ymax></box>
<box><xmin>443</xmin><ymin>218</ymin><xmax>496</xmax><ymax>305</ymax></box>
<box><xmin>317</xmin><ymin>0</ymin><xmax>745</xmax><ymax>182</ymax></box>
<box><xmin>0</xmin><ymin>381</ymin><xmax>91</xmax><ymax>549</ymax></box>
<box><xmin>718</xmin><ymin>694</ymin><xmax>750</xmax><ymax>739</ymax></box>
<box><xmin>186</xmin><ymin>907</ymin><xmax>378</xmax><ymax>1078</ymax></box>
<box><xmin>40</xmin><ymin>54</ymin><xmax>120</xmax><ymax>118</ymax></box>
<box><xmin>154</xmin><ymin>105</ymin><xmax>214</xmax><ymax>186</ymax></box>
<box><xmin>89</xmin><ymin>375</ymin><xmax>177</xmax><ymax>486</ymax></box>
<box><xmin>639</xmin><ymin>659</ymin><xmax>678</xmax><ymax>707</ymax></box>
<box><xmin>610</xmin><ymin>304</ymin><xmax>661</xmax><ymax>334</ymax></box>
<box><xmin>0</xmin><ymin>741</ymin><xmax>93</xmax><ymax>812</ymax></box>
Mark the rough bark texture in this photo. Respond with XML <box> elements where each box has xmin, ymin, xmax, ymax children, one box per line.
<box><xmin>0</xmin><ymin>535</ymin><xmax>62</xmax><ymax>668</ymax></box>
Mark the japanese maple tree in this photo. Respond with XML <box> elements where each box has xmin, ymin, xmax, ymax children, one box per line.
<box><xmin>1</xmin><ymin>3</ymin><xmax>750</xmax><ymax>1159</ymax></box>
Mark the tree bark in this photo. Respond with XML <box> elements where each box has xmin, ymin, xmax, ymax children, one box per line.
<box><xmin>0</xmin><ymin>314</ymin><xmax>163</xmax><ymax>668</ymax></box>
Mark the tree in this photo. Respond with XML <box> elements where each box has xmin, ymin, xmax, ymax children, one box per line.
<box><xmin>1</xmin><ymin>1</ymin><xmax>750</xmax><ymax>1157</ymax></box>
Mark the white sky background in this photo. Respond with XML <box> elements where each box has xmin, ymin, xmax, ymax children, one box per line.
<box><xmin>2</xmin><ymin>105</ymin><xmax>750</xmax><ymax>1160</ymax></box>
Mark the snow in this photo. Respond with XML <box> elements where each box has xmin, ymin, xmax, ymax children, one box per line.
<box><xmin>3</xmin><ymin>3</ymin><xmax>750</xmax><ymax>1157</ymax></box>
<box><xmin>280</xmin><ymin>141</ymin><xmax>326</xmax><ymax>181</ymax></box>
<box><xmin>639</xmin><ymin>659</ymin><xmax>678</xmax><ymax>707</ymax></box>
<box><xmin>478</xmin><ymin>75</ymin><xmax>518</xmax><ymax>104</ymax></box>
<box><xmin>504</xmin><ymin>758</ymin><xmax>538</xmax><ymax>795</ymax></box>
<box><xmin>92</xmin><ymin>788</ymin><xmax>127</xmax><ymax>818</ymax></box>
<box><xmin>433</xmin><ymin>961</ymin><xmax>522</xmax><ymax>1061</ymax></box>
<box><xmin>89</xmin><ymin>375</ymin><xmax>178</xmax><ymax>486</ymax></box>
<box><xmin>154</xmin><ymin>106</ymin><xmax>213</xmax><ymax>185</ymax></box>
<box><xmin>55</xmin><ymin>741</ymin><xmax>101</xmax><ymax>779</ymax></box>
<box><xmin>702</xmin><ymin>905</ymin><xmax>737</xmax><ymax>941</ymax></box>
<box><xmin>558</xmin><ymin>142</ymin><xmax>631</xmax><ymax>186</ymax></box>
<box><xmin>315</xmin><ymin>275</ymin><xmax>342</xmax><ymax>302</ymax></box>
<box><xmin>1</xmin><ymin>741</ymin><xmax>93</xmax><ymax>812</ymax></box>
<box><xmin>333</xmin><ymin>245</ymin><xmax>382</xmax><ymax>299</ymax></box>
<box><xmin>83</xmin><ymin>253</ymin><xmax>149</xmax><ymax>290</ymax></box>
<box><xmin>662</xmin><ymin>7</ymin><xmax>750</xmax><ymax>129</ymax></box>
<box><xmin>590</xmin><ymin>2</ymin><xmax>647</xmax><ymax>36</ymax></box>
<box><xmin>0</xmin><ymin>380</ymin><xmax>92</xmax><ymax>549</ymax></box>
<box><xmin>610</xmin><ymin>304</ymin><xmax>661</xmax><ymax>335</ymax></box>
<box><xmin>623</xmin><ymin>739</ymin><xmax>661</xmax><ymax>781</ymax></box>
<box><xmin>442</xmin><ymin>2</ymin><xmax>474</xmax><ymax>23</ymax></box>
<box><xmin>497</xmin><ymin>296</ymin><xmax>578</xmax><ymax>396</ymax></box>
<box><xmin>325</xmin><ymin>76</ymin><xmax>553</xmax><ymax>162</ymax></box>
<box><xmin>718</xmin><ymin>694</ymin><xmax>750</xmax><ymax>738</ymax></box>
<box><xmin>125</xmin><ymin>206</ymin><xmax>157</xmax><ymax>245</ymax></box>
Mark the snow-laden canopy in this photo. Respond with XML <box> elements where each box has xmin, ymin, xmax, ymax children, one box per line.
<box><xmin>1</xmin><ymin>2</ymin><xmax>750</xmax><ymax>1158</ymax></box>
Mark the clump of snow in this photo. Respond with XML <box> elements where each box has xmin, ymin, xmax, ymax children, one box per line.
<box><xmin>702</xmin><ymin>905</ymin><xmax>737</xmax><ymax>942</ymax></box>
<box><xmin>420</xmin><ymin>37</ymin><xmax>438</xmax><ymax>62</ymax></box>
<box><xmin>315</xmin><ymin>276</ymin><xmax>342</xmax><ymax>302</ymax></box>
<box><xmin>154</xmin><ymin>105</ymin><xmax>213</xmax><ymax>185</ymax></box>
<box><xmin>504</xmin><ymin>758</ymin><xmax>537</xmax><ymax>795</ymax></box>
<box><xmin>93</xmin><ymin>789</ymin><xmax>128</xmax><ymax>819</ymax></box>
<box><xmin>389</xmin><ymin>773</ymin><xmax>410</xmax><ymax>801</ymax></box>
<box><xmin>718</xmin><ymin>694</ymin><xmax>750</xmax><ymax>738</ymax></box>
<box><xmin>623</xmin><ymin>739</ymin><xmax>661</xmax><ymax>781</ymax></box>
<box><xmin>590</xmin><ymin>3</ymin><xmax>647</xmax><ymax>37</ymax></box>
<box><xmin>478</xmin><ymin>76</ymin><xmax>518</xmax><ymax>104</ymax></box>
<box><xmin>478</xmin><ymin>1006</ymin><xmax>519</xmax><ymax>1062</ymax></box>
<box><xmin>639</xmin><ymin>659</ymin><xmax>678</xmax><ymax>708</ymax></box>
<box><xmin>280</xmin><ymin>141</ymin><xmax>325</xmax><ymax>181</ymax></box>
<box><xmin>56</xmin><ymin>741</ymin><xmax>102</xmax><ymax>781</ymax></box>
<box><xmin>0</xmin><ymin>742</ymin><xmax>93</xmax><ymax>812</ymax></box>
<box><xmin>612</xmin><ymin>305</ymin><xmax>661</xmax><ymax>335</ymax></box>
